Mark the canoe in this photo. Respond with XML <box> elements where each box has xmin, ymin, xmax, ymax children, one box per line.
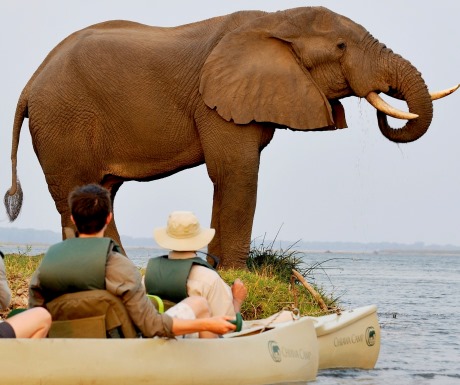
<box><xmin>0</xmin><ymin>316</ymin><xmax>319</xmax><ymax>385</ymax></box>
<box><xmin>242</xmin><ymin>304</ymin><xmax>380</xmax><ymax>370</ymax></box>
<box><xmin>311</xmin><ymin>304</ymin><xmax>380</xmax><ymax>370</ymax></box>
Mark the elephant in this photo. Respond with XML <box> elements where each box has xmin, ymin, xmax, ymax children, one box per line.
<box><xmin>4</xmin><ymin>6</ymin><xmax>457</xmax><ymax>268</ymax></box>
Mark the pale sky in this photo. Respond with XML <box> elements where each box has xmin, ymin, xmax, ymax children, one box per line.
<box><xmin>0</xmin><ymin>1</ymin><xmax>459</xmax><ymax>247</ymax></box>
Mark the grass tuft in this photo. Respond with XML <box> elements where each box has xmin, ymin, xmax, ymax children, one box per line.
<box><xmin>1</xmin><ymin>252</ymin><xmax>44</xmax><ymax>317</ymax></box>
<box><xmin>220</xmin><ymin>234</ymin><xmax>339</xmax><ymax>319</ymax></box>
<box><xmin>247</xmin><ymin>234</ymin><xmax>308</xmax><ymax>282</ymax></box>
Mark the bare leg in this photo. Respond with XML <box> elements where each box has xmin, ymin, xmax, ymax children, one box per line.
<box><xmin>181</xmin><ymin>296</ymin><xmax>217</xmax><ymax>339</ymax></box>
<box><xmin>231</xmin><ymin>278</ymin><xmax>248</xmax><ymax>313</ymax></box>
<box><xmin>6</xmin><ymin>307</ymin><xmax>52</xmax><ymax>338</ymax></box>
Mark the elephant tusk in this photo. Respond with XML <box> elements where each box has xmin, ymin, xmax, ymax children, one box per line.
<box><xmin>365</xmin><ymin>92</ymin><xmax>419</xmax><ymax>120</ymax></box>
<box><xmin>430</xmin><ymin>84</ymin><xmax>460</xmax><ymax>100</ymax></box>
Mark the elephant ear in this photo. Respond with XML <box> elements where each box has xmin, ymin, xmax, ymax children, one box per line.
<box><xmin>199</xmin><ymin>28</ymin><xmax>338</xmax><ymax>130</ymax></box>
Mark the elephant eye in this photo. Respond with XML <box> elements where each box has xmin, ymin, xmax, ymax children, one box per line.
<box><xmin>337</xmin><ymin>42</ymin><xmax>347</xmax><ymax>50</ymax></box>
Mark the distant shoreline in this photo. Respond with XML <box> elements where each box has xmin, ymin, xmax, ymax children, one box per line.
<box><xmin>1</xmin><ymin>243</ymin><xmax>460</xmax><ymax>257</ymax></box>
<box><xmin>1</xmin><ymin>226</ymin><xmax>459</xmax><ymax>254</ymax></box>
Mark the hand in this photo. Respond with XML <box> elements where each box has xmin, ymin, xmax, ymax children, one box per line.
<box><xmin>205</xmin><ymin>316</ymin><xmax>237</xmax><ymax>335</ymax></box>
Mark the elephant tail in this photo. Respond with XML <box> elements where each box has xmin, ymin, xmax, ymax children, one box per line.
<box><xmin>4</xmin><ymin>89</ymin><xmax>28</xmax><ymax>221</ymax></box>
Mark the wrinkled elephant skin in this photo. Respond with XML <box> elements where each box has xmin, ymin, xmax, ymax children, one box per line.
<box><xmin>4</xmin><ymin>7</ymin><xmax>448</xmax><ymax>268</ymax></box>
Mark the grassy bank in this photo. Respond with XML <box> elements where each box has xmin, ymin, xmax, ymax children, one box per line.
<box><xmin>1</xmin><ymin>244</ymin><xmax>338</xmax><ymax>320</ymax></box>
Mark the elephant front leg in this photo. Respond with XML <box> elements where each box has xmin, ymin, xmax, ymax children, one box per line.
<box><xmin>197</xmin><ymin>109</ymin><xmax>274</xmax><ymax>269</ymax></box>
<box><xmin>207</xmin><ymin>164</ymin><xmax>259</xmax><ymax>269</ymax></box>
<box><xmin>200</xmin><ymin>124</ymin><xmax>263</xmax><ymax>269</ymax></box>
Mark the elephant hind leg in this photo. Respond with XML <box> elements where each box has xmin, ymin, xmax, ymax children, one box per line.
<box><xmin>100</xmin><ymin>175</ymin><xmax>126</xmax><ymax>253</ymax></box>
<box><xmin>46</xmin><ymin>172</ymin><xmax>126</xmax><ymax>252</ymax></box>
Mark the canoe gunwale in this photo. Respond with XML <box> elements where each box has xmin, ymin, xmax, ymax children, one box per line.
<box><xmin>313</xmin><ymin>304</ymin><xmax>378</xmax><ymax>337</ymax></box>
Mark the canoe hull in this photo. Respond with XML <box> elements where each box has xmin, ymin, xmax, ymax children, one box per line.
<box><xmin>0</xmin><ymin>316</ymin><xmax>318</xmax><ymax>385</ymax></box>
<box><xmin>313</xmin><ymin>305</ymin><xmax>380</xmax><ymax>370</ymax></box>
<box><xmin>244</xmin><ymin>304</ymin><xmax>381</xmax><ymax>370</ymax></box>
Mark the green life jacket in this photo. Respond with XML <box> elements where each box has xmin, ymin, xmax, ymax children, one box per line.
<box><xmin>39</xmin><ymin>237</ymin><xmax>121</xmax><ymax>301</ymax></box>
<box><xmin>144</xmin><ymin>255</ymin><xmax>215</xmax><ymax>303</ymax></box>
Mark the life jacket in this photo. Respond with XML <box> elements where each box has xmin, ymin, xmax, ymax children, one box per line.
<box><xmin>144</xmin><ymin>255</ymin><xmax>215</xmax><ymax>303</ymax></box>
<box><xmin>46</xmin><ymin>290</ymin><xmax>139</xmax><ymax>338</ymax></box>
<box><xmin>39</xmin><ymin>237</ymin><xmax>121</xmax><ymax>302</ymax></box>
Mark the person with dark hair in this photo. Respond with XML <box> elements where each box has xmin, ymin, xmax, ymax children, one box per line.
<box><xmin>28</xmin><ymin>184</ymin><xmax>235</xmax><ymax>338</ymax></box>
<box><xmin>68</xmin><ymin>184</ymin><xmax>113</xmax><ymax>235</ymax></box>
<box><xmin>0</xmin><ymin>251</ymin><xmax>51</xmax><ymax>338</ymax></box>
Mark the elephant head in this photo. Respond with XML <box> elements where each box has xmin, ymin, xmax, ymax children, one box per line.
<box><xmin>200</xmin><ymin>6</ymin><xmax>456</xmax><ymax>143</ymax></box>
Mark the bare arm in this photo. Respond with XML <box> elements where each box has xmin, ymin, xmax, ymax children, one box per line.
<box><xmin>106</xmin><ymin>252</ymin><xmax>175</xmax><ymax>338</ymax></box>
<box><xmin>171</xmin><ymin>315</ymin><xmax>236</xmax><ymax>336</ymax></box>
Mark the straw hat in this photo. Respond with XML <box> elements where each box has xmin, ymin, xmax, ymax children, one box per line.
<box><xmin>153</xmin><ymin>211</ymin><xmax>215</xmax><ymax>251</ymax></box>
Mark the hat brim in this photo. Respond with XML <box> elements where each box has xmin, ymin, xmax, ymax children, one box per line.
<box><xmin>153</xmin><ymin>227</ymin><xmax>215</xmax><ymax>251</ymax></box>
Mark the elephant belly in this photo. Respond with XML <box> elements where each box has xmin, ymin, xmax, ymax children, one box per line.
<box><xmin>28</xmin><ymin>103</ymin><xmax>204</xmax><ymax>183</ymax></box>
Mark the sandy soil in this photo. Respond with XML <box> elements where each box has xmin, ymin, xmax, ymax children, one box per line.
<box><xmin>1</xmin><ymin>278</ymin><xmax>29</xmax><ymax>319</ymax></box>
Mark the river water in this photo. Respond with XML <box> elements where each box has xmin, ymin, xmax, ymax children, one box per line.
<box><xmin>4</xmin><ymin>245</ymin><xmax>460</xmax><ymax>384</ymax></box>
<box><xmin>301</xmin><ymin>251</ymin><xmax>460</xmax><ymax>385</ymax></box>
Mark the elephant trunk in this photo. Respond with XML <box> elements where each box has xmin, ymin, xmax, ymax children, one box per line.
<box><xmin>376</xmin><ymin>55</ymin><xmax>433</xmax><ymax>143</ymax></box>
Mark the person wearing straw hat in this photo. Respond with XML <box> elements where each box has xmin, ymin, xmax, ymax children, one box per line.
<box><xmin>28</xmin><ymin>184</ymin><xmax>236</xmax><ymax>338</ymax></box>
<box><xmin>147</xmin><ymin>211</ymin><xmax>247</xmax><ymax>317</ymax></box>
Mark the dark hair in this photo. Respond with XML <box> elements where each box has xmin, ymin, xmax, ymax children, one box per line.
<box><xmin>68</xmin><ymin>184</ymin><xmax>112</xmax><ymax>235</ymax></box>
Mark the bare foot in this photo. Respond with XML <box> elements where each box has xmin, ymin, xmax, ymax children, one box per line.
<box><xmin>231</xmin><ymin>278</ymin><xmax>248</xmax><ymax>313</ymax></box>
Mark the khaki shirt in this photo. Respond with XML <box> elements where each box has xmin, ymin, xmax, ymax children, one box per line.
<box><xmin>169</xmin><ymin>251</ymin><xmax>235</xmax><ymax>317</ymax></box>
<box><xmin>188</xmin><ymin>266</ymin><xmax>236</xmax><ymax>317</ymax></box>
<box><xmin>29</xmin><ymin>250</ymin><xmax>174</xmax><ymax>338</ymax></box>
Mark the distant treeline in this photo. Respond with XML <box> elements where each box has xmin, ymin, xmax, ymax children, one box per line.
<box><xmin>1</xmin><ymin>227</ymin><xmax>459</xmax><ymax>252</ymax></box>
<box><xmin>0</xmin><ymin>227</ymin><xmax>152</xmax><ymax>247</ymax></box>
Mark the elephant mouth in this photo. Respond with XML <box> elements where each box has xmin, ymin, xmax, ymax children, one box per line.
<box><xmin>365</xmin><ymin>84</ymin><xmax>459</xmax><ymax>121</ymax></box>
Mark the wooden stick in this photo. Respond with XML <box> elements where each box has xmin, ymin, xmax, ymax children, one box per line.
<box><xmin>292</xmin><ymin>269</ymin><xmax>328</xmax><ymax>312</ymax></box>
